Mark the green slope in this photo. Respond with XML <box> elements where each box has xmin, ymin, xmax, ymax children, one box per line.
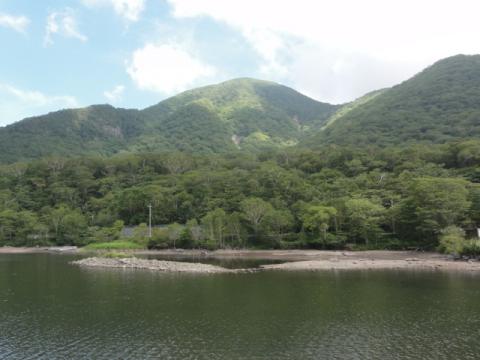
<box><xmin>4</xmin><ymin>53</ymin><xmax>480</xmax><ymax>163</ymax></box>
<box><xmin>0</xmin><ymin>105</ymin><xmax>146</xmax><ymax>163</ymax></box>
<box><xmin>142</xmin><ymin>78</ymin><xmax>338</xmax><ymax>148</ymax></box>
<box><xmin>0</xmin><ymin>78</ymin><xmax>337</xmax><ymax>163</ymax></box>
<box><xmin>313</xmin><ymin>54</ymin><xmax>480</xmax><ymax>147</ymax></box>
<box><xmin>321</xmin><ymin>89</ymin><xmax>386</xmax><ymax>130</ymax></box>
<box><xmin>134</xmin><ymin>100</ymin><xmax>236</xmax><ymax>154</ymax></box>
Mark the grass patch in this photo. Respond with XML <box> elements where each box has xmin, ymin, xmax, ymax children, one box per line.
<box><xmin>102</xmin><ymin>251</ymin><xmax>135</xmax><ymax>259</ymax></box>
<box><xmin>84</xmin><ymin>241</ymin><xmax>144</xmax><ymax>250</ymax></box>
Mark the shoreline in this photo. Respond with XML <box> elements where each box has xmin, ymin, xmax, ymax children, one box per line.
<box><xmin>71</xmin><ymin>257</ymin><xmax>247</xmax><ymax>274</ymax></box>
<box><xmin>168</xmin><ymin>249</ymin><xmax>480</xmax><ymax>272</ymax></box>
<box><xmin>3</xmin><ymin>247</ymin><xmax>480</xmax><ymax>273</ymax></box>
<box><xmin>0</xmin><ymin>246</ymin><xmax>78</xmax><ymax>254</ymax></box>
<box><xmin>261</xmin><ymin>257</ymin><xmax>480</xmax><ymax>272</ymax></box>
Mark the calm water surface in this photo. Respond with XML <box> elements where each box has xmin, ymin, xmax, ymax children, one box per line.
<box><xmin>1</xmin><ymin>254</ymin><xmax>480</xmax><ymax>359</ymax></box>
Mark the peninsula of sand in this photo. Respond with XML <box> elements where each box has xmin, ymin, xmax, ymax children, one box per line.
<box><xmin>67</xmin><ymin>250</ymin><xmax>480</xmax><ymax>274</ymax></box>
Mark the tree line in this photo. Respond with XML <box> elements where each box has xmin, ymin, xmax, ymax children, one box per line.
<box><xmin>0</xmin><ymin>140</ymin><xmax>479</xmax><ymax>254</ymax></box>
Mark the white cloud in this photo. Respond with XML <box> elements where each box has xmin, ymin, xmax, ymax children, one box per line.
<box><xmin>126</xmin><ymin>43</ymin><xmax>216</xmax><ymax>94</ymax></box>
<box><xmin>44</xmin><ymin>9</ymin><xmax>88</xmax><ymax>46</ymax></box>
<box><xmin>0</xmin><ymin>13</ymin><xmax>29</xmax><ymax>33</ymax></box>
<box><xmin>82</xmin><ymin>0</ymin><xmax>145</xmax><ymax>22</ymax></box>
<box><xmin>0</xmin><ymin>84</ymin><xmax>78</xmax><ymax>126</ymax></box>
<box><xmin>167</xmin><ymin>0</ymin><xmax>480</xmax><ymax>103</ymax></box>
<box><xmin>104</xmin><ymin>85</ymin><xmax>125</xmax><ymax>102</ymax></box>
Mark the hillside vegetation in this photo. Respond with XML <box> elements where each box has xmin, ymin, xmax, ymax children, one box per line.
<box><xmin>4</xmin><ymin>55</ymin><xmax>480</xmax><ymax>162</ymax></box>
<box><xmin>0</xmin><ymin>105</ymin><xmax>146</xmax><ymax>163</ymax></box>
<box><xmin>0</xmin><ymin>78</ymin><xmax>337</xmax><ymax>163</ymax></box>
<box><xmin>0</xmin><ymin>142</ymin><xmax>479</xmax><ymax>254</ymax></box>
<box><xmin>314</xmin><ymin>55</ymin><xmax>480</xmax><ymax>146</ymax></box>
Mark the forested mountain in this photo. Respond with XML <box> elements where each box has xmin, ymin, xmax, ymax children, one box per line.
<box><xmin>0</xmin><ymin>105</ymin><xmax>147</xmax><ymax>163</ymax></box>
<box><xmin>310</xmin><ymin>55</ymin><xmax>480</xmax><ymax>146</ymax></box>
<box><xmin>1</xmin><ymin>55</ymin><xmax>480</xmax><ymax>254</ymax></box>
<box><xmin>3</xmin><ymin>55</ymin><xmax>480</xmax><ymax>163</ymax></box>
<box><xmin>0</xmin><ymin>78</ymin><xmax>337</xmax><ymax>163</ymax></box>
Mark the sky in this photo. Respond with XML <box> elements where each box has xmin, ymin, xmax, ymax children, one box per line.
<box><xmin>1</xmin><ymin>0</ymin><xmax>480</xmax><ymax>126</ymax></box>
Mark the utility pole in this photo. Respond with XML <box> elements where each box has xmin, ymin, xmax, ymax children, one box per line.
<box><xmin>148</xmin><ymin>204</ymin><xmax>152</xmax><ymax>238</ymax></box>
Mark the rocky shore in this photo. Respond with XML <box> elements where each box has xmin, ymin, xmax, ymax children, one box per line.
<box><xmin>71</xmin><ymin>257</ymin><xmax>245</xmax><ymax>274</ymax></box>
<box><xmin>71</xmin><ymin>253</ymin><xmax>480</xmax><ymax>274</ymax></box>
<box><xmin>260</xmin><ymin>257</ymin><xmax>480</xmax><ymax>272</ymax></box>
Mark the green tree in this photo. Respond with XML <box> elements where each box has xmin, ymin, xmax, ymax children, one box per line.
<box><xmin>262</xmin><ymin>209</ymin><xmax>294</xmax><ymax>247</ymax></box>
<box><xmin>0</xmin><ymin>210</ymin><xmax>18</xmax><ymax>245</ymax></box>
<box><xmin>345</xmin><ymin>198</ymin><xmax>385</xmax><ymax>245</ymax></box>
<box><xmin>62</xmin><ymin>210</ymin><xmax>89</xmax><ymax>245</ymax></box>
<box><xmin>409</xmin><ymin>177</ymin><xmax>471</xmax><ymax>242</ymax></box>
<box><xmin>186</xmin><ymin>219</ymin><xmax>204</xmax><ymax>246</ymax></box>
<box><xmin>0</xmin><ymin>210</ymin><xmax>46</xmax><ymax>246</ymax></box>
<box><xmin>202</xmin><ymin>209</ymin><xmax>227</xmax><ymax>248</ymax></box>
<box><xmin>44</xmin><ymin>206</ymin><xmax>88</xmax><ymax>245</ymax></box>
<box><xmin>240</xmin><ymin>198</ymin><xmax>273</xmax><ymax>239</ymax></box>
<box><xmin>468</xmin><ymin>185</ymin><xmax>480</xmax><ymax>227</ymax></box>
<box><xmin>168</xmin><ymin>223</ymin><xmax>183</xmax><ymax>249</ymax></box>
<box><xmin>225</xmin><ymin>212</ymin><xmax>244</xmax><ymax>248</ymax></box>
<box><xmin>300</xmin><ymin>205</ymin><xmax>337</xmax><ymax>243</ymax></box>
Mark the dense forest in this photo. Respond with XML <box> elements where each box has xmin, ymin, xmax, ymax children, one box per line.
<box><xmin>0</xmin><ymin>140</ymin><xmax>479</xmax><ymax>255</ymax></box>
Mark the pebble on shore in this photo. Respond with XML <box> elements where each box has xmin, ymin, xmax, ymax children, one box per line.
<box><xmin>72</xmin><ymin>257</ymin><xmax>240</xmax><ymax>274</ymax></box>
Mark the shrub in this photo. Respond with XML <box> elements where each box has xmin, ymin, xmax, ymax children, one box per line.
<box><xmin>102</xmin><ymin>252</ymin><xmax>135</xmax><ymax>259</ymax></box>
<box><xmin>461</xmin><ymin>239</ymin><xmax>480</xmax><ymax>257</ymax></box>
<box><xmin>133</xmin><ymin>223</ymin><xmax>149</xmax><ymax>245</ymax></box>
<box><xmin>90</xmin><ymin>220</ymin><xmax>125</xmax><ymax>243</ymax></box>
<box><xmin>437</xmin><ymin>226</ymin><xmax>466</xmax><ymax>255</ymax></box>
<box><xmin>147</xmin><ymin>227</ymin><xmax>170</xmax><ymax>249</ymax></box>
<box><xmin>84</xmin><ymin>240</ymin><xmax>144</xmax><ymax>250</ymax></box>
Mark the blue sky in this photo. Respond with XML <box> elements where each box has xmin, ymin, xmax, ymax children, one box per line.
<box><xmin>1</xmin><ymin>0</ymin><xmax>480</xmax><ymax>126</ymax></box>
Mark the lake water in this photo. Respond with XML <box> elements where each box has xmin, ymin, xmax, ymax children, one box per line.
<box><xmin>1</xmin><ymin>254</ymin><xmax>479</xmax><ymax>359</ymax></box>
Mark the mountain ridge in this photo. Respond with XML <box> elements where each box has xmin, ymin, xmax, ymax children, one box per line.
<box><xmin>0</xmin><ymin>78</ymin><xmax>338</xmax><ymax>163</ymax></box>
<box><xmin>2</xmin><ymin>54</ymin><xmax>480</xmax><ymax>163</ymax></box>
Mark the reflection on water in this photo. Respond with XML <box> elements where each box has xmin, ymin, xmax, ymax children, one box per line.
<box><xmin>1</xmin><ymin>253</ymin><xmax>480</xmax><ymax>359</ymax></box>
